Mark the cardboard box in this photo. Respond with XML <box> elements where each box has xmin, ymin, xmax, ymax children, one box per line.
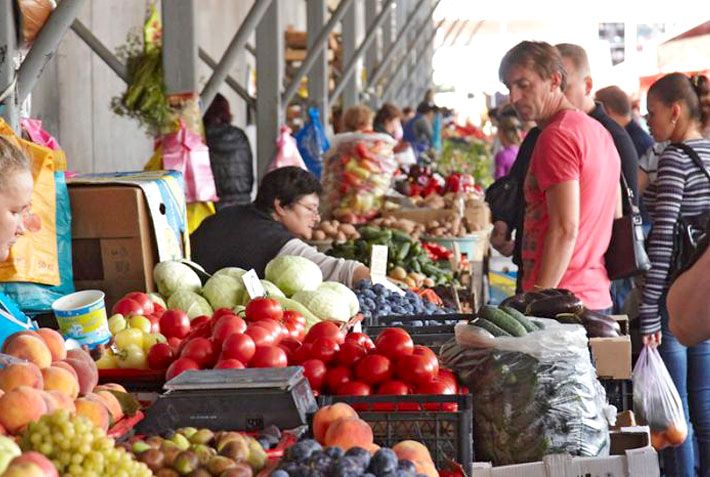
<box><xmin>610</xmin><ymin>426</ymin><xmax>651</xmax><ymax>455</ymax></box>
<box><xmin>590</xmin><ymin>315</ymin><xmax>632</xmax><ymax>380</ymax></box>
<box><xmin>471</xmin><ymin>447</ymin><xmax>660</xmax><ymax>477</ymax></box>
<box><xmin>383</xmin><ymin>202</ymin><xmax>492</xmax><ymax>231</ymax></box>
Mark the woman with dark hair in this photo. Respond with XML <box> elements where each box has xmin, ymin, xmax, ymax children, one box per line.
<box><xmin>640</xmin><ymin>72</ymin><xmax>710</xmax><ymax>477</ymax></box>
<box><xmin>373</xmin><ymin>103</ymin><xmax>402</xmax><ymax>138</ymax></box>
<box><xmin>190</xmin><ymin>166</ymin><xmax>370</xmax><ymax>285</ymax></box>
<box><xmin>691</xmin><ymin>74</ymin><xmax>710</xmax><ymax>138</ymax></box>
<box><xmin>203</xmin><ymin>93</ymin><xmax>254</xmax><ymax>210</ymax></box>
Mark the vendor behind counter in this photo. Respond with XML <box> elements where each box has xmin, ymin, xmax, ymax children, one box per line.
<box><xmin>191</xmin><ymin>166</ymin><xmax>370</xmax><ymax>287</ymax></box>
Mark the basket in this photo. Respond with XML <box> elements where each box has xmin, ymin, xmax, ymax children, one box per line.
<box><xmin>318</xmin><ymin>393</ymin><xmax>473</xmax><ymax>474</ymax></box>
<box><xmin>422</xmin><ymin>230</ymin><xmax>489</xmax><ymax>261</ymax></box>
<box><xmin>362</xmin><ymin>313</ymin><xmax>470</xmax><ymax>348</ymax></box>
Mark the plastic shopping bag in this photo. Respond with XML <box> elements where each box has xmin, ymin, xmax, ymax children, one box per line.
<box><xmin>267</xmin><ymin>125</ymin><xmax>308</xmax><ymax>172</ymax></box>
<box><xmin>295</xmin><ymin>107</ymin><xmax>330</xmax><ymax>178</ymax></box>
<box><xmin>633</xmin><ymin>345</ymin><xmax>688</xmax><ymax>449</ymax></box>
<box><xmin>162</xmin><ymin>122</ymin><xmax>218</xmax><ymax>203</ymax></box>
<box><xmin>20</xmin><ymin>118</ymin><xmax>67</xmax><ymax>170</ymax></box>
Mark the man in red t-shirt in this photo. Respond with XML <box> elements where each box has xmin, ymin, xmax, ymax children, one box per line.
<box><xmin>498</xmin><ymin>41</ymin><xmax>620</xmax><ymax>311</ymax></box>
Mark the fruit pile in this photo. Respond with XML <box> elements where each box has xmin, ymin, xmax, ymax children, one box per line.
<box><xmin>127</xmin><ymin>426</ymin><xmax>268</xmax><ymax>476</ymax></box>
<box><xmin>353</xmin><ymin>281</ymin><xmax>451</xmax><ymax>323</ymax></box>
<box><xmin>0</xmin><ymin>435</ymin><xmax>57</xmax><ymax>477</ymax></box>
<box><xmin>293</xmin><ymin>322</ymin><xmax>461</xmax><ymax>399</ymax></box>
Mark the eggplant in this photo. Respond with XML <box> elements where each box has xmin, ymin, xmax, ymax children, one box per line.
<box><xmin>554</xmin><ymin>313</ymin><xmax>583</xmax><ymax>324</ymax></box>
<box><xmin>579</xmin><ymin>309</ymin><xmax>621</xmax><ymax>338</ymax></box>
<box><xmin>537</xmin><ymin>288</ymin><xmax>574</xmax><ymax>297</ymax></box>
<box><xmin>499</xmin><ymin>293</ymin><xmax>528</xmax><ymax>312</ymax></box>
<box><xmin>525</xmin><ymin>294</ymin><xmax>585</xmax><ymax>318</ymax></box>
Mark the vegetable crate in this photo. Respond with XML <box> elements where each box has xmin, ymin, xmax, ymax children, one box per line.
<box><xmin>319</xmin><ymin>394</ymin><xmax>473</xmax><ymax>475</ymax></box>
<box><xmin>363</xmin><ymin>313</ymin><xmax>470</xmax><ymax>348</ymax></box>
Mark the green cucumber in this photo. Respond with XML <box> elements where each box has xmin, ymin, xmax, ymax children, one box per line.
<box><xmin>500</xmin><ymin>306</ymin><xmax>538</xmax><ymax>333</ymax></box>
<box><xmin>391</xmin><ymin>229</ymin><xmax>412</xmax><ymax>243</ymax></box>
<box><xmin>479</xmin><ymin>305</ymin><xmax>528</xmax><ymax>337</ymax></box>
<box><xmin>473</xmin><ymin>318</ymin><xmax>511</xmax><ymax>337</ymax></box>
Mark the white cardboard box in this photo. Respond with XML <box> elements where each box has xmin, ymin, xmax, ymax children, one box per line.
<box><xmin>471</xmin><ymin>448</ymin><xmax>660</xmax><ymax>477</ymax></box>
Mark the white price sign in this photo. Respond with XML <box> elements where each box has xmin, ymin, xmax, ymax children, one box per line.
<box><xmin>370</xmin><ymin>244</ymin><xmax>389</xmax><ymax>282</ymax></box>
<box><xmin>242</xmin><ymin>269</ymin><xmax>266</xmax><ymax>299</ymax></box>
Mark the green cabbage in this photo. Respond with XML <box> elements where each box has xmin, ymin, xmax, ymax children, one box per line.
<box><xmin>265</xmin><ymin>256</ymin><xmax>323</xmax><ymax>297</ymax></box>
<box><xmin>213</xmin><ymin>267</ymin><xmax>247</xmax><ymax>280</ymax></box>
<box><xmin>236</xmin><ymin>279</ymin><xmax>286</xmax><ymax>305</ymax></box>
<box><xmin>292</xmin><ymin>289</ymin><xmax>352</xmax><ymax>322</ymax></box>
<box><xmin>153</xmin><ymin>261</ymin><xmax>202</xmax><ymax>297</ymax></box>
<box><xmin>167</xmin><ymin>290</ymin><xmax>213</xmax><ymax>319</ymax></box>
<box><xmin>202</xmin><ymin>274</ymin><xmax>244</xmax><ymax>309</ymax></box>
<box><xmin>317</xmin><ymin>281</ymin><xmax>360</xmax><ymax>317</ymax></box>
<box><xmin>271</xmin><ymin>296</ymin><xmax>321</xmax><ymax>328</ymax></box>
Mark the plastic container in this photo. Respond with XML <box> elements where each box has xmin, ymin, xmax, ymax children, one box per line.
<box><xmin>362</xmin><ymin>313</ymin><xmax>470</xmax><ymax>348</ymax></box>
<box><xmin>51</xmin><ymin>290</ymin><xmax>111</xmax><ymax>348</ymax></box>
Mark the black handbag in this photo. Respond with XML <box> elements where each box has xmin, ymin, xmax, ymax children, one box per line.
<box><xmin>605</xmin><ymin>172</ymin><xmax>651</xmax><ymax>279</ymax></box>
<box><xmin>485</xmin><ymin>174</ymin><xmax>519</xmax><ymax>225</ymax></box>
<box><xmin>668</xmin><ymin>142</ymin><xmax>710</xmax><ymax>280</ymax></box>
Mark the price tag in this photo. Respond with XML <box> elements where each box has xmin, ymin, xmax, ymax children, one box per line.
<box><xmin>370</xmin><ymin>244</ymin><xmax>389</xmax><ymax>282</ymax></box>
<box><xmin>242</xmin><ymin>269</ymin><xmax>266</xmax><ymax>299</ymax></box>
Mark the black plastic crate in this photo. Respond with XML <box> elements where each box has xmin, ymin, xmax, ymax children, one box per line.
<box><xmin>318</xmin><ymin>393</ymin><xmax>473</xmax><ymax>474</ymax></box>
<box><xmin>363</xmin><ymin>313</ymin><xmax>470</xmax><ymax>348</ymax></box>
<box><xmin>600</xmin><ymin>378</ymin><xmax>633</xmax><ymax>412</ymax></box>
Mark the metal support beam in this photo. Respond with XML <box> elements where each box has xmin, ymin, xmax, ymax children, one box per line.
<box><xmin>340</xmin><ymin>0</ymin><xmax>358</xmax><ymax>108</ymax></box>
<box><xmin>307</xmin><ymin>0</ymin><xmax>329</xmax><ymax>129</ymax></box>
<box><xmin>198</xmin><ymin>48</ymin><xmax>255</xmax><ymax>112</ymax></box>
<box><xmin>0</xmin><ymin>0</ymin><xmax>18</xmax><ymax>131</ymax></box>
<box><xmin>281</xmin><ymin>0</ymin><xmax>354</xmax><ymax>106</ymax></box>
<box><xmin>201</xmin><ymin>0</ymin><xmax>273</xmax><ymax>110</ymax></box>
<box><xmin>17</xmin><ymin>0</ymin><xmax>88</xmax><ymax>103</ymax></box>
<box><xmin>330</xmin><ymin>0</ymin><xmax>395</xmax><ymax>106</ymax></box>
<box><xmin>465</xmin><ymin>20</ymin><xmax>485</xmax><ymax>46</ymax></box>
<box><xmin>162</xmin><ymin>0</ymin><xmax>197</xmax><ymax>94</ymax></box>
<box><xmin>366</xmin><ymin>0</ymin><xmax>435</xmax><ymax>91</ymax></box>
<box><xmin>437</xmin><ymin>19</ymin><xmax>460</xmax><ymax>47</ymax></box>
<box><xmin>382</xmin><ymin>18</ymin><xmax>443</xmax><ymax>101</ymax></box>
<box><xmin>71</xmin><ymin>20</ymin><xmax>127</xmax><ymax>82</ymax></box>
<box><xmin>364</xmin><ymin>0</ymin><xmax>380</xmax><ymax>86</ymax></box>
<box><xmin>448</xmin><ymin>19</ymin><xmax>469</xmax><ymax>47</ymax></box>
<box><xmin>256</xmin><ymin>0</ymin><xmax>283</xmax><ymax>181</ymax></box>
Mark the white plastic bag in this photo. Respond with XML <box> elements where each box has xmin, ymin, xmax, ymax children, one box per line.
<box><xmin>633</xmin><ymin>345</ymin><xmax>688</xmax><ymax>449</ymax></box>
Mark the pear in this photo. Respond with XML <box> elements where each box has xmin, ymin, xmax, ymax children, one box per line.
<box><xmin>207</xmin><ymin>455</ymin><xmax>237</xmax><ymax>475</ymax></box>
<box><xmin>245</xmin><ymin>437</ymin><xmax>267</xmax><ymax>471</ymax></box>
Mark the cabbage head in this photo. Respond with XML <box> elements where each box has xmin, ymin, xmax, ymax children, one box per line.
<box><xmin>317</xmin><ymin>282</ymin><xmax>360</xmax><ymax>317</ymax></box>
<box><xmin>236</xmin><ymin>279</ymin><xmax>286</xmax><ymax>305</ymax></box>
<box><xmin>154</xmin><ymin>261</ymin><xmax>202</xmax><ymax>297</ymax></box>
<box><xmin>265</xmin><ymin>256</ymin><xmax>323</xmax><ymax>297</ymax></box>
<box><xmin>292</xmin><ymin>289</ymin><xmax>351</xmax><ymax>322</ymax></box>
<box><xmin>202</xmin><ymin>274</ymin><xmax>244</xmax><ymax>310</ymax></box>
<box><xmin>213</xmin><ymin>267</ymin><xmax>247</xmax><ymax>280</ymax></box>
<box><xmin>167</xmin><ymin>290</ymin><xmax>213</xmax><ymax>319</ymax></box>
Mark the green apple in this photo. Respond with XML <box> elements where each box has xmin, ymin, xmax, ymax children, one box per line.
<box><xmin>108</xmin><ymin>314</ymin><xmax>127</xmax><ymax>335</ymax></box>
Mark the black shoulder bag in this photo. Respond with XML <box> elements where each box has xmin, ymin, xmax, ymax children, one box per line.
<box><xmin>605</xmin><ymin>172</ymin><xmax>651</xmax><ymax>279</ymax></box>
<box><xmin>484</xmin><ymin>175</ymin><xmax>519</xmax><ymax>225</ymax></box>
<box><xmin>667</xmin><ymin>142</ymin><xmax>710</xmax><ymax>281</ymax></box>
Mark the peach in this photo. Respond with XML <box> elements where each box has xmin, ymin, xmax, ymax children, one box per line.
<box><xmin>0</xmin><ymin>362</ymin><xmax>43</xmax><ymax>392</ymax></box>
<box><xmin>8</xmin><ymin>452</ymin><xmax>58</xmax><ymax>477</ymax></box>
<box><xmin>94</xmin><ymin>383</ymin><xmax>127</xmax><ymax>393</ymax></box>
<box><xmin>323</xmin><ymin>417</ymin><xmax>374</xmax><ymax>450</ymax></box>
<box><xmin>47</xmin><ymin>390</ymin><xmax>75</xmax><ymax>414</ymax></box>
<box><xmin>1</xmin><ymin>330</ymin><xmax>39</xmax><ymax>350</ymax></box>
<box><xmin>51</xmin><ymin>361</ymin><xmax>78</xmax><ymax>380</ymax></box>
<box><xmin>393</xmin><ymin>440</ymin><xmax>433</xmax><ymax>462</ymax></box>
<box><xmin>94</xmin><ymin>390</ymin><xmax>124</xmax><ymax>422</ymax></box>
<box><xmin>3</xmin><ymin>335</ymin><xmax>52</xmax><ymax>369</ymax></box>
<box><xmin>41</xmin><ymin>365</ymin><xmax>80</xmax><ymax>399</ymax></box>
<box><xmin>0</xmin><ymin>423</ymin><xmax>6</xmax><ymax>435</ymax></box>
<box><xmin>75</xmin><ymin>396</ymin><xmax>110</xmax><ymax>431</ymax></box>
<box><xmin>61</xmin><ymin>358</ymin><xmax>98</xmax><ymax>396</ymax></box>
<box><xmin>0</xmin><ymin>386</ymin><xmax>48</xmax><ymax>434</ymax></box>
<box><xmin>36</xmin><ymin>328</ymin><xmax>67</xmax><ymax>362</ymax></box>
<box><xmin>66</xmin><ymin>348</ymin><xmax>95</xmax><ymax>367</ymax></box>
<box><xmin>312</xmin><ymin>402</ymin><xmax>358</xmax><ymax>444</ymax></box>
<box><xmin>1</xmin><ymin>462</ymin><xmax>46</xmax><ymax>477</ymax></box>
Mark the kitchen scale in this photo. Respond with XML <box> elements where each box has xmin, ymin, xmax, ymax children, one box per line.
<box><xmin>135</xmin><ymin>366</ymin><xmax>317</xmax><ymax>434</ymax></box>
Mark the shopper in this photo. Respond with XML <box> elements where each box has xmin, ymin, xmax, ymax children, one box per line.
<box><xmin>691</xmin><ymin>74</ymin><xmax>710</xmax><ymax>138</ymax></box>
<box><xmin>639</xmin><ymin>73</ymin><xmax>710</xmax><ymax>477</ymax></box>
<box><xmin>373</xmin><ymin>103</ymin><xmax>403</xmax><ymax>138</ymax></box>
<box><xmin>341</xmin><ymin>104</ymin><xmax>374</xmax><ymax>133</ymax></box>
<box><xmin>190</xmin><ymin>166</ymin><xmax>370</xmax><ymax>286</ymax></box>
<box><xmin>203</xmin><ymin>94</ymin><xmax>254</xmax><ymax>210</ymax></box>
<box><xmin>595</xmin><ymin>85</ymin><xmax>654</xmax><ymax>159</ymax></box>
<box><xmin>403</xmin><ymin>103</ymin><xmax>435</xmax><ymax>159</ymax></box>
<box><xmin>498</xmin><ymin>41</ymin><xmax>620</xmax><ymax>311</ymax></box>
<box><xmin>493</xmin><ymin>114</ymin><xmax>522</xmax><ymax>179</ymax></box>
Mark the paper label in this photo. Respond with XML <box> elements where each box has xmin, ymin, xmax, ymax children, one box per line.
<box><xmin>242</xmin><ymin>269</ymin><xmax>266</xmax><ymax>299</ymax></box>
<box><xmin>370</xmin><ymin>244</ymin><xmax>389</xmax><ymax>281</ymax></box>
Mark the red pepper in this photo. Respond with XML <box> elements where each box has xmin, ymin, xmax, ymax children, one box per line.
<box><xmin>355</xmin><ymin>142</ymin><xmax>372</xmax><ymax>159</ymax></box>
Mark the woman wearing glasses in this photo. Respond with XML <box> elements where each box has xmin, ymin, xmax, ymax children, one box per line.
<box><xmin>191</xmin><ymin>166</ymin><xmax>370</xmax><ymax>286</ymax></box>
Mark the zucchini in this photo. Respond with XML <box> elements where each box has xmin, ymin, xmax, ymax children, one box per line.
<box><xmin>472</xmin><ymin>318</ymin><xmax>511</xmax><ymax>337</ymax></box>
<box><xmin>479</xmin><ymin>305</ymin><xmax>528</xmax><ymax>337</ymax></box>
<box><xmin>500</xmin><ymin>306</ymin><xmax>538</xmax><ymax>333</ymax></box>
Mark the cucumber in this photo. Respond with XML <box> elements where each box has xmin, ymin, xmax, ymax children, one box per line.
<box><xmin>391</xmin><ymin>229</ymin><xmax>412</xmax><ymax>243</ymax></box>
<box><xmin>500</xmin><ymin>306</ymin><xmax>538</xmax><ymax>333</ymax></box>
<box><xmin>472</xmin><ymin>318</ymin><xmax>511</xmax><ymax>337</ymax></box>
<box><xmin>479</xmin><ymin>305</ymin><xmax>528</xmax><ymax>337</ymax></box>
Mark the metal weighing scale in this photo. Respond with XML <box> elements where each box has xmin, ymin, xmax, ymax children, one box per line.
<box><xmin>135</xmin><ymin>367</ymin><xmax>317</xmax><ymax>434</ymax></box>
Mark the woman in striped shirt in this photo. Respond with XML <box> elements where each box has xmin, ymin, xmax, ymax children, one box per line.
<box><xmin>640</xmin><ymin>73</ymin><xmax>710</xmax><ymax>477</ymax></box>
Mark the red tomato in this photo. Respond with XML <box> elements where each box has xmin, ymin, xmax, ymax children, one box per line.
<box><xmin>345</xmin><ymin>332</ymin><xmax>375</xmax><ymax>351</ymax></box>
<box><xmin>123</xmin><ymin>292</ymin><xmax>154</xmax><ymax>315</ymax></box>
<box><xmin>291</xmin><ymin>343</ymin><xmax>313</xmax><ymax>365</ymax></box>
<box><xmin>147</xmin><ymin>343</ymin><xmax>175</xmax><ymax>370</ymax></box>
<box><xmin>396</xmin><ymin>353</ymin><xmax>438</xmax><ymax>386</ymax></box>
<box><xmin>301</xmin><ymin>359</ymin><xmax>327</xmax><ymax>392</ymax></box>
<box><xmin>416</xmin><ymin>379</ymin><xmax>456</xmax><ymax>395</ymax></box>
<box><xmin>325</xmin><ymin>365</ymin><xmax>352</xmax><ymax>393</ymax></box>
<box><xmin>305</xmin><ymin>321</ymin><xmax>344</xmax><ymax>344</ymax></box>
<box><xmin>214</xmin><ymin>359</ymin><xmax>245</xmax><ymax>369</ymax></box>
<box><xmin>355</xmin><ymin>354</ymin><xmax>392</xmax><ymax>385</ymax></box>
<box><xmin>211</xmin><ymin>315</ymin><xmax>248</xmax><ymax>345</ymax></box>
<box><xmin>437</xmin><ymin>368</ymin><xmax>458</xmax><ymax>393</ymax></box>
<box><xmin>111</xmin><ymin>298</ymin><xmax>144</xmax><ymax>317</ymax></box>
<box><xmin>212</xmin><ymin>308</ymin><xmax>237</xmax><ymax>320</ymax></box>
<box><xmin>147</xmin><ymin>314</ymin><xmax>161</xmax><ymax>333</ymax></box>
<box><xmin>221</xmin><ymin>333</ymin><xmax>256</xmax><ymax>364</ymax></box>
<box><xmin>336</xmin><ymin>342</ymin><xmax>367</xmax><ymax>367</ymax></box>
<box><xmin>160</xmin><ymin>310</ymin><xmax>191</xmax><ymax>339</ymax></box>
<box><xmin>250</xmin><ymin>345</ymin><xmax>288</xmax><ymax>368</ymax></box>
<box><xmin>279</xmin><ymin>337</ymin><xmax>302</xmax><ymax>352</ymax></box>
<box><xmin>152</xmin><ymin>302</ymin><xmax>165</xmax><ymax>316</ymax></box>
<box><xmin>377</xmin><ymin>380</ymin><xmax>410</xmax><ymax>395</ymax></box>
<box><xmin>375</xmin><ymin>328</ymin><xmax>414</xmax><ymax>360</ymax></box>
<box><xmin>336</xmin><ymin>380</ymin><xmax>371</xmax><ymax>396</ymax></box>
<box><xmin>250</xmin><ymin>319</ymin><xmax>284</xmax><ymax>345</ymax></box>
<box><xmin>282</xmin><ymin>314</ymin><xmax>306</xmax><ymax>341</ymax></box>
<box><xmin>279</xmin><ymin>344</ymin><xmax>295</xmax><ymax>364</ymax></box>
<box><xmin>245</xmin><ymin>324</ymin><xmax>277</xmax><ymax>346</ymax></box>
<box><xmin>308</xmin><ymin>337</ymin><xmax>340</xmax><ymax>364</ymax></box>
<box><xmin>245</xmin><ymin>297</ymin><xmax>283</xmax><ymax>322</ymax></box>
<box><xmin>167</xmin><ymin>337</ymin><xmax>182</xmax><ymax>352</ymax></box>
<box><xmin>190</xmin><ymin>315</ymin><xmax>211</xmax><ymax>329</ymax></box>
<box><xmin>166</xmin><ymin>357</ymin><xmax>199</xmax><ymax>380</ymax></box>
<box><xmin>283</xmin><ymin>310</ymin><xmax>306</xmax><ymax>327</ymax></box>
<box><xmin>180</xmin><ymin>337</ymin><xmax>216</xmax><ymax>368</ymax></box>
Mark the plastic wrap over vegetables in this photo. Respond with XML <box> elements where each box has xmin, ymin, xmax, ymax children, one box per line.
<box><xmin>441</xmin><ymin>319</ymin><xmax>612</xmax><ymax>466</ymax></box>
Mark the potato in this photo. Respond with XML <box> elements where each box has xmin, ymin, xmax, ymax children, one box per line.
<box><xmin>313</xmin><ymin>230</ymin><xmax>327</xmax><ymax>241</ymax></box>
<box><xmin>404</xmin><ymin>277</ymin><xmax>417</xmax><ymax>288</ymax></box>
<box><xmin>340</xmin><ymin>223</ymin><xmax>357</xmax><ymax>236</ymax></box>
<box><xmin>423</xmin><ymin>278</ymin><xmax>435</xmax><ymax>287</ymax></box>
<box><xmin>429</xmin><ymin>220</ymin><xmax>440</xmax><ymax>229</ymax></box>
<box><xmin>335</xmin><ymin>231</ymin><xmax>347</xmax><ymax>242</ymax></box>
